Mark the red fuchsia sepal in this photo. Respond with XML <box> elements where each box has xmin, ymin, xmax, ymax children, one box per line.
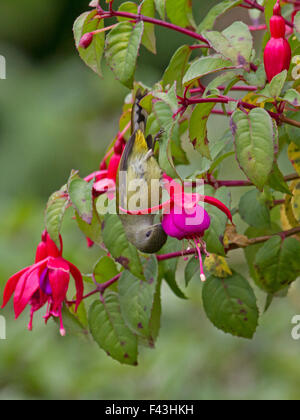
<box><xmin>264</xmin><ymin>0</ymin><xmax>291</xmax><ymax>82</ymax></box>
<box><xmin>1</xmin><ymin>231</ymin><xmax>84</xmax><ymax>336</ymax></box>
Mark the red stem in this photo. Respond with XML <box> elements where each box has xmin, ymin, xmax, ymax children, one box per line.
<box><xmin>76</xmin><ymin>222</ymin><xmax>300</xmax><ymax>303</ymax></box>
<box><xmin>98</xmin><ymin>10</ymin><xmax>210</xmax><ymax>45</ymax></box>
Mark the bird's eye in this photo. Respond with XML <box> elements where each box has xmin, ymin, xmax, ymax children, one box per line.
<box><xmin>146</xmin><ymin>231</ymin><xmax>152</xmax><ymax>238</ymax></box>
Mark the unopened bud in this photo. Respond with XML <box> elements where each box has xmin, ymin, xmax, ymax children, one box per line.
<box><xmin>79</xmin><ymin>32</ymin><xmax>94</xmax><ymax>49</ymax></box>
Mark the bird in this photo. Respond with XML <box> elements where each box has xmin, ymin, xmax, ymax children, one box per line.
<box><xmin>116</xmin><ymin>90</ymin><xmax>167</xmax><ymax>254</ymax></box>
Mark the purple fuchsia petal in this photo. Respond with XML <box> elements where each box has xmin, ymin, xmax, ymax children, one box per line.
<box><xmin>39</xmin><ymin>267</ymin><xmax>52</xmax><ymax>296</ymax></box>
<box><xmin>161</xmin><ymin>210</ymin><xmax>186</xmax><ymax>240</ymax></box>
<box><xmin>172</xmin><ymin>204</ymin><xmax>211</xmax><ymax>239</ymax></box>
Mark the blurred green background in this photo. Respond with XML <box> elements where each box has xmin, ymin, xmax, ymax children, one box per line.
<box><xmin>1</xmin><ymin>0</ymin><xmax>300</xmax><ymax>401</ymax></box>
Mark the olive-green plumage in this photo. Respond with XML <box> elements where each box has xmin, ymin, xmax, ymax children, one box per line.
<box><xmin>116</xmin><ymin>91</ymin><xmax>167</xmax><ymax>254</ymax></box>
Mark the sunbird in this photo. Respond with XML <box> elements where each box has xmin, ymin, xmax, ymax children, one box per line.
<box><xmin>116</xmin><ymin>91</ymin><xmax>167</xmax><ymax>253</ymax></box>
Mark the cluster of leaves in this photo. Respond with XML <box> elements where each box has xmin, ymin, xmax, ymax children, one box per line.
<box><xmin>42</xmin><ymin>0</ymin><xmax>300</xmax><ymax>365</ymax></box>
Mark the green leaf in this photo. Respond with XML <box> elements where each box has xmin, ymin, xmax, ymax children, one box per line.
<box><xmin>152</xmin><ymin>101</ymin><xmax>183</xmax><ymax>177</ymax></box>
<box><xmin>189</xmin><ymin>102</ymin><xmax>215</xmax><ymax>159</ymax></box>
<box><xmin>198</xmin><ymin>0</ymin><xmax>242</xmax><ymax>32</ymax></box>
<box><xmin>286</xmin><ymin>112</ymin><xmax>300</xmax><ymax>148</ymax></box>
<box><xmin>204</xmin><ymin>186</ymin><xmax>232</xmax><ymax>256</ymax></box>
<box><xmin>204</xmin><ymin>22</ymin><xmax>253</xmax><ymax>68</ymax></box>
<box><xmin>202</xmin><ymin>271</ymin><xmax>259</xmax><ymax>339</ymax></box>
<box><xmin>68</xmin><ymin>176</ymin><xmax>93</xmax><ymax>224</ymax></box>
<box><xmin>141</xmin><ymin>0</ymin><xmax>157</xmax><ymax>54</ymax></box>
<box><xmin>239</xmin><ymin>189</ymin><xmax>271</xmax><ymax>229</ymax></box>
<box><xmin>282</xmin><ymin>89</ymin><xmax>300</xmax><ymax>108</ymax></box>
<box><xmin>73</xmin><ymin>10</ymin><xmax>105</xmax><ymax>76</ymax></box>
<box><xmin>59</xmin><ymin>304</ymin><xmax>89</xmax><ymax>337</ymax></box>
<box><xmin>102</xmin><ymin>214</ymin><xmax>144</xmax><ymax>279</ymax></box>
<box><xmin>75</xmin><ymin>206</ymin><xmax>103</xmax><ymax>247</ymax></box>
<box><xmin>295</xmin><ymin>11</ymin><xmax>300</xmax><ymax>38</ymax></box>
<box><xmin>68</xmin><ymin>300</ymin><xmax>89</xmax><ymax>330</ymax></box>
<box><xmin>105</xmin><ymin>21</ymin><xmax>144</xmax><ymax>88</ymax></box>
<box><xmin>185</xmin><ymin>257</ymin><xmax>202</xmax><ymax>287</ymax></box>
<box><xmin>45</xmin><ymin>188</ymin><xmax>68</xmax><ymax>248</ymax></box>
<box><xmin>268</xmin><ymin>164</ymin><xmax>291</xmax><ymax>195</ymax></box>
<box><xmin>94</xmin><ymin>256</ymin><xmax>119</xmax><ymax>284</ymax></box>
<box><xmin>231</xmin><ymin>108</ymin><xmax>275</xmax><ymax>190</ymax></box>
<box><xmin>89</xmin><ymin>294</ymin><xmax>138</xmax><ymax>365</ymax></box>
<box><xmin>162</xmin><ymin>45</ymin><xmax>191</xmax><ymax>93</ymax></box>
<box><xmin>119</xmin><ymin>256</ymin><xmax>159</xmax><ymax>346</ymax></box>
<box><xmin>154</xmin><ymin>0</ymin><xmax>166</xmax><ymax>19</ymax></box>
<box><xmin>254</xmin><ymin>236</ymin><xmax>300</xmax><ymax>294</ymax></box>
<box><xmin>158</xmin><ymin>237</ymin><xmax>187</xmax><ymax>299</ymax></box>
<box><xmin>119</xmin><ymin>1</ymin><xmax>156</xmax><ymax>54</ymax></box>
<box><xmin>183</xmin><ymin>55</ymin><xmax>235</xmax><ymax>86</ymax></box>
<box><xmin>243</xmin><ymin>61</ymin><xmax>266</xmax><ymax>89</ymax></box>
<box><xmin>259</xmin><ymin>70</ymin><xmax>287</xmax><ymax>98</ymax></box>
<box><xmin>166</xmin><ymin>0</ymin><xmax>195</xmax><ymax>29</ymax></box>
<box><xmin>243</xmin><ymin>225</ymin><xmax>280</xmax><ymax>283</ymax></box>
<box><xmin>117</xmin><ymin>1</ymin><xmax>137</xmax><ymax>20</ymax></box>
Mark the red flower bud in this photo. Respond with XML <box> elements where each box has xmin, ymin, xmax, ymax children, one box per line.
<box><xmin>79</xmin><ymin>32</ymin><xmax>94</xmax><ymax>49</ymax></box>
<box><xmin>263</xmin><ymin>2</ymin><xmax>291</xmax><ymax>82</ymax></box>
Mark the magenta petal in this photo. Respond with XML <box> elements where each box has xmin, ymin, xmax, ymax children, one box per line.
<box><xmin>162</xmin><ymin>212</ymin><xmax>186</xmax><ymax>240</ymax></box>
<box><xmin>14</xmin><ymin>269</ymin><xmax>40</xmax><ymax>319</ymax></box>
<box><xmin>162</xmin><ymin>205</ymin><xmax>211</xmax><ymax>240</ymax></box>
<box><xmin>173</xmin><ymin>205</ymin><xmax>211</xmax><ymax>237</ymax></box>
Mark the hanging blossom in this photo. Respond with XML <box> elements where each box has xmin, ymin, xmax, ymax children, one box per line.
<box><xmin>1</xmin><ymin>231</ymin><xmax>84</xmax><ymax>336</ymax></box>
<box><xmin>264</xmin><ymin>0</ymin><xmax>291</xmax><ymax>82</ymax></box>
<box><xmin>120</xmin><ymin>174</ymin><xmax>233</xmax><ymax>282</ymax></box>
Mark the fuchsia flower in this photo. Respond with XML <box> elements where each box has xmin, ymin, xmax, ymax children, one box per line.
<box><xmin>120</xmin><ymin>174</ymin><xmax>233</xmax><ymax>281</ymax></box>
<box><xmin>1</xmin><ymin>231</ymin><xmax>84</xmax><ymax>336</ymax></box>
<box><xmin>264</xmin><ymin>1</ymin><xmax>291</xmax><ymax>82</ymax></box>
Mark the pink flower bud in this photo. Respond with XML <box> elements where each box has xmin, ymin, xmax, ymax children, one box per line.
<box><xmin>79</xmin><ymin>32</ymin><xmax>94</xmax><ymax>49</ymax></box>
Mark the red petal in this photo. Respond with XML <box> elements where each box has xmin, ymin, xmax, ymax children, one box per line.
<box><xmin>35</xmin><ymin>242</ymin><xmax>48</xmax><ymax>263</ymax></box>
<box><xmin>200</xmin><ymin>195</ymin><xmax>233</xmax><ymax>223</ymax></box>
<box><xmin>14</xmin><ymin>269</ymin><xmax>40</xmax><ymax>319</ymax></box>
<box><xmin>48</xmin><ymin>261</ymin><xmax>70</xmax><ymax>313</ymax></box>
<box><xmin>46</xmin><ymin>234</ymin><xmax>62</xmax><ymax>258</ymax></box>
<box><xmin>2</xmin><ymin>267</ymin><xmax>29</xmax><ymax>309</ymax></box>
<box><xmin>68</xmin><ymin>262</ymin><xmax>84</xmax><ymax>312</ymax></box>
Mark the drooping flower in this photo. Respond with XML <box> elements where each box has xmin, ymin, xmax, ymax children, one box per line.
<box><xmin>1</xmin><ymin>231</ymin><xmax>84</xmax><ymax>336</ymax></box>
<box><xmin>264</xmin><ymin>0</ymin><xmax>291</xmax><ymax>82</ymax></box>
<box><xmin>119</xmin><ymin>174</ymin><xmax>233</xmax><ymax>281</ymax></box>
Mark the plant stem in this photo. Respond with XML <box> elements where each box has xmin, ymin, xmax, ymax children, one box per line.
<box><xmin>280</xmin><ymin>115</ymin><xmax>300</xmax><ymax>129</ymax></box>
<box><xmin>98</xmin><ymin>9</ymin><xmax>210</xmax><ymax>45</ymax></box>
<box><xmin>185</xmin><ymin>95</ymin><xmax>300</xmax><ymax>128</ymax></box>
<box><xmin>204</xmin><ymin>173</ymin><xmax>299</xmax><ymax>188</ymax></box>
<box><xmin>227</xmin><ymin>226</ymin><xmax>300</xmax><ymax>251</ymax></box>
<box><xmin>242</xmin><ymin>0</ymin><xmax>294</xmax><ymax>28</ymax></box>
<box><xmin>77</xmin><ymin>225</ymin><xmax>300</xmax><ymax>302</ymax></box>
